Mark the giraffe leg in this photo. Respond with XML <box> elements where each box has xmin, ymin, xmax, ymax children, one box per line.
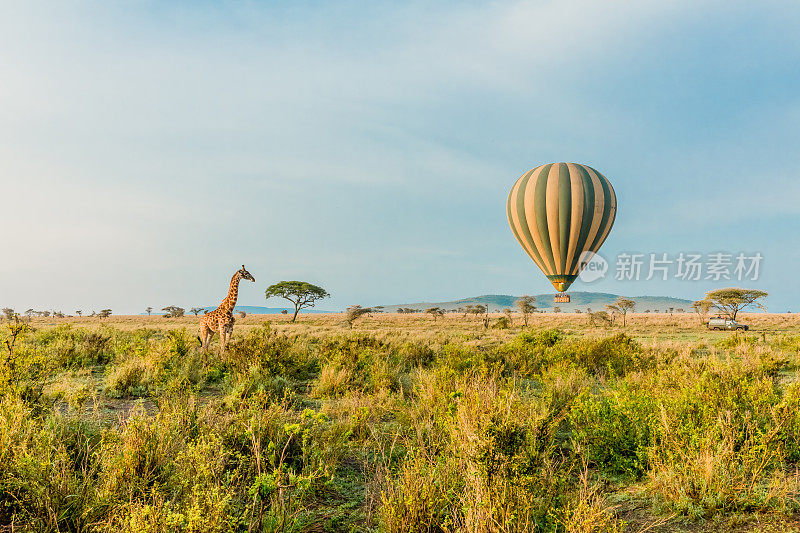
<box><xmin>225</xmin><ymin>323</ymin><xmax>233</xmax><ymax>346</ymax></box>
<box><xmin>218</xmin><ymin>325</ymin><xmax>227</xmax><ymax>353</ymax></box>
<box><xmin>199</xmin><ymin>324</ymin><xmax>213</xmax><ymax>352</ymax></box>
<box><xmin>224</xmin><ymin>318</ymin><xmax>235</xmax><ymax>346</ymax></box>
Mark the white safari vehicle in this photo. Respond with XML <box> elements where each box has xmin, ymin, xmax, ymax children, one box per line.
<box><xmin>707</xmin><ymin>317</ymin><xmax>749</xmax><ymax>331</ymax></box>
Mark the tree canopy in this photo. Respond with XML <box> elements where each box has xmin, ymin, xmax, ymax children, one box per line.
<box><xmin>161</xmin><ymin>306</ymin><xmax>184</xmax><ymax>318</ymax></box>
<box><xmin>344</xmin><ymin>305</ymin><xmax>371</xmax><ymax>328</ymax></box>
<box><xmin>515</xmin><ymin>295</ymin><xmax>536</xmax><ymax>327</ymax></box>
<box><xmin>426</xmin><ymin>307</ymin><xmax>444</xmax><ymax>321</ymax></box>
<box><xmin>606</xmin><ymin>297</ymin><xmax>635</xmax><ymax>326</ymax></box>
<box><xmin>265</xmin><ymin>281</ymin><xmax>330</xmax><ymax>322</ymax></box>
<box><xmin>704</xmin><ymin>288</ymin><xmax>767</xmax><ymax>320</ymax></box>
<box><xmin>588</xmin><ymin>311</ymin><xmax>612</xmax><ymax>328</ymax></box>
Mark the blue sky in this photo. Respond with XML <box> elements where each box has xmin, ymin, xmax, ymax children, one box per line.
<box><xmin>1</xmin><ymin>1</ymin><xmax>798</xmax><ymax>313</ymax></box>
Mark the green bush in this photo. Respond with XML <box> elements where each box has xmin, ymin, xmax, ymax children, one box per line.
<box><xmin>778</xmin><ymin>382</ymin><xmax>800</xmax><ymax>462</ymax></box>
<box><xmin>565</xmin><ymin>333</ymin><xmax>649</xmax><ymax>378</ymax></box>
<box><xmin>0</xmin><ymin>399</ymin><xmax>106</xmax><ymax>529</ymax></box>
<box><xmin>398</xmin><ymin>341</ymin><xmax>436</xmax><ymax>368</ymax></box>
<box><xmin>570</xmin><ymin>386</ymin><xmax>654</xmax><ymax>478</ymax></box>
<box><xmin>380</xmin><ymin>451</ymin><xmax>463</xmax><ymax>532</ymax></box>
<box><xmin>225</xmin><ymin>324</ymin><xmax>317</xmax><ymax>381</ymax></box>
<box><xmin>492</xmin><ymin>331</ymin><xmax>645</xmax><ymax>378</ymax></box>
<box><xmin>5</xmin><ymin>319</ymin><xmax>800</xmax><ymax>530</ymax></box>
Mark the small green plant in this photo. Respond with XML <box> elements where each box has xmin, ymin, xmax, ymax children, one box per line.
<box><xmin>493</xmin><ymin>316</ymin><xmax>511</xmax><ymax>329</ymax></box>
<box><xmin>1</xmin><ymin>317</ymin><xmax>29</xmax><ymax>393</ymax></box>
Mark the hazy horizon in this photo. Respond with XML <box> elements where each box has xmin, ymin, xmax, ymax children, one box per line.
<box><xmin>2</xmin><ymin>1</ymin><xmax>799</xmax><ymax>313</ymax></box>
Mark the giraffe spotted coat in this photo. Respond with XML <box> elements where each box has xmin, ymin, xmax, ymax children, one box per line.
<box><xmin>199</xmin><ymin>265</ymin><xmax>255</xmax><ymax>353</ymax></box>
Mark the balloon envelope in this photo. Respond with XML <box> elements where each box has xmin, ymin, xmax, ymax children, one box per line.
<box><xmin>507</xmin><ymin>163</ymin><xmax>617</xmax><ymax>293</ymax></box>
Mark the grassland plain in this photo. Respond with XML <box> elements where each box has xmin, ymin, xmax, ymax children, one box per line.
<box><xmin>2</xmin><ymin>312</ymin><xmax>800</xmax><ymax>532</ymax></box>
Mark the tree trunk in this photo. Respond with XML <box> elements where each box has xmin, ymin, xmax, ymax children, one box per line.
<box><xmin>292</xmin><ymin>306</ymin><xmax>300</xmax><ymax>322</ymax></box>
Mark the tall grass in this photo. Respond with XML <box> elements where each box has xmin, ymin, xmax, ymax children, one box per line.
<box><xmin>0</xmin><ymin>313</ymin><xmax>799</xmax><ymax>531</ymax></box>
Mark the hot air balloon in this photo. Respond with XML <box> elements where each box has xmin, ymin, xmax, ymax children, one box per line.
<box><xmin>507</xmin><ymin>162</ymin><xmax>617</xmax><ymax>295</ymax></box>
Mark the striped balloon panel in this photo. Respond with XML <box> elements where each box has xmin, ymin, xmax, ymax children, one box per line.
<box><xmin>506</xmin><ymin>163</ymin><xmax>616</xmax><ymax>291</ymax></box>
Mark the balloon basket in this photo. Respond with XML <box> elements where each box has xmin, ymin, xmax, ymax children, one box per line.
<box><xmin>554</xmin><ymin>293</ymin><xmax>571</xmax><ymax>304</ymax></box>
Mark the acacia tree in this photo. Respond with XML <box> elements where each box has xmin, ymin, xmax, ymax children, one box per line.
<box><xmin>426</xmin><ymin>307</ymin><xmax>444</xmax><ymax>321</ymax></box>
<box><xmin>704</xmin><ymin>288</ymin><xmax>768</xmax><ymax>320</ymax></box>
<box><xmin>161</xmin><ymin>306</ymin><xmax>184</xmax><ymax>318</ymax></box>
<box><xmin>471</xmin><ymin>304</ymin><xmax>487</xmax><ymax>316</ymax></box>
<box><xmin>345</xmin><ymin>305</ymin><xmax>371</xmax><ymax>328</ymax></box>
<box><xmin>691</xmin><ymin>299</ymin><xmax>713</xmax><ymax>324</ymax></box>
<box><xmin>145</xmin><ymin>307</ymin><xmax>153</xmax><ymax>316</ymax></box>
<box><xmin>606</xmin><ymin>297</ymin><xmax>635</xmax><ymax>326</ymax></box>
<box><xmin>2</xmin><ymin>308</ymin><xmax>14</xmax><ymax>321</ymax></box>
<box><xmin>515</xmin><ymin>295</ymin><xmax>536</xmax><ymax>327</ymax></box>
<box><xmin>265</xmin><ymin>281</ymin><xmax>330</xmax><ymax>323</ymax></box>
<box><xmin>589</xmin><ymin>311</ymin><xmax>612</xmax><ymax>328</ymax></box>
<box><xmin>190</xmin><ymin>307</ymin><xmax>204</xmax><ymax>316</ymax></box>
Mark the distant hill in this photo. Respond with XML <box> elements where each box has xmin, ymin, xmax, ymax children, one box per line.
<box><xmin>141</xmin><ymin>294</ymin><xmax>694</xmax><ymax>315</ymax></box>
<box><xmin>377</xmin><ymin>292</ymin><xmax>694</xmax><ymax>313</ymax></box>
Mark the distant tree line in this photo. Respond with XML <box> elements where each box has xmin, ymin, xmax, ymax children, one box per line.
<box><xmin>1</xmin><ymin>308</ymin><xmax>111</xmax><ymax>320</ymax></box>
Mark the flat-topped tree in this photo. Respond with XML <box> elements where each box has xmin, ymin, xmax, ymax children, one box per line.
<box><xmin>162</xmin><ymin>306</ymin><xmax>185</xmax><ymax>318</ymax></box>
<box><xmin>470</xmin><ymin>304</ymin><xmax>487</xmax><ymax>316</ymax></box>
<box><xmin>606</xmin><ymin>297</ymin><xmax>635</xmax><ymax>326</ymax></box>
<box><xmin>704</xmin><ymin>288</ymin><xmax>767</xmax><ymax>320</ymax></box>
<box><xmin>426</xmin><ymin>307</ymin><xmax>444</xmax><ymax>321</ymax></box>
<box><xmin>265</xmin><ymin>281</ymin><xmax>329</xmax><ymax>323</ymax></box>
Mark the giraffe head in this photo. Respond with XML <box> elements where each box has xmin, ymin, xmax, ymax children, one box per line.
<box><xmin>238</xmin><ymin>265</ymin><xmax>255</xmax><ymax>282</ymax></box>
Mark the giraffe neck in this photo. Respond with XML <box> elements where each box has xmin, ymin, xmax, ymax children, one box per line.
<box><xmin>218</xmin><ymin>273</ymin><xmax>241</xmax><ymax>314</ymax></box>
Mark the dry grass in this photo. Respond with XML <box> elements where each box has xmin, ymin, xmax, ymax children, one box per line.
<box><xmin>25</xmin><ymin>311</ymin><xmax>800</xmax><ymax>342</ymax></box>
<box><xmin>2</xmin><ymin>312</ymin><xmax>800</xmax><ymax>532</ymax></box>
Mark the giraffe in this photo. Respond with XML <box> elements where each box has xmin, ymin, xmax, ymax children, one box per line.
<box><xmin>199</xmin><ymin>265</ymin><xmax>255</xmax><ymax>353</ymax></box>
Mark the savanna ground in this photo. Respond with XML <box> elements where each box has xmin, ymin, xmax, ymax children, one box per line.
<box><xmin>2</xmin><ymin>311</ymin><xmax>800</xmax><ymax>532</ymax></box>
